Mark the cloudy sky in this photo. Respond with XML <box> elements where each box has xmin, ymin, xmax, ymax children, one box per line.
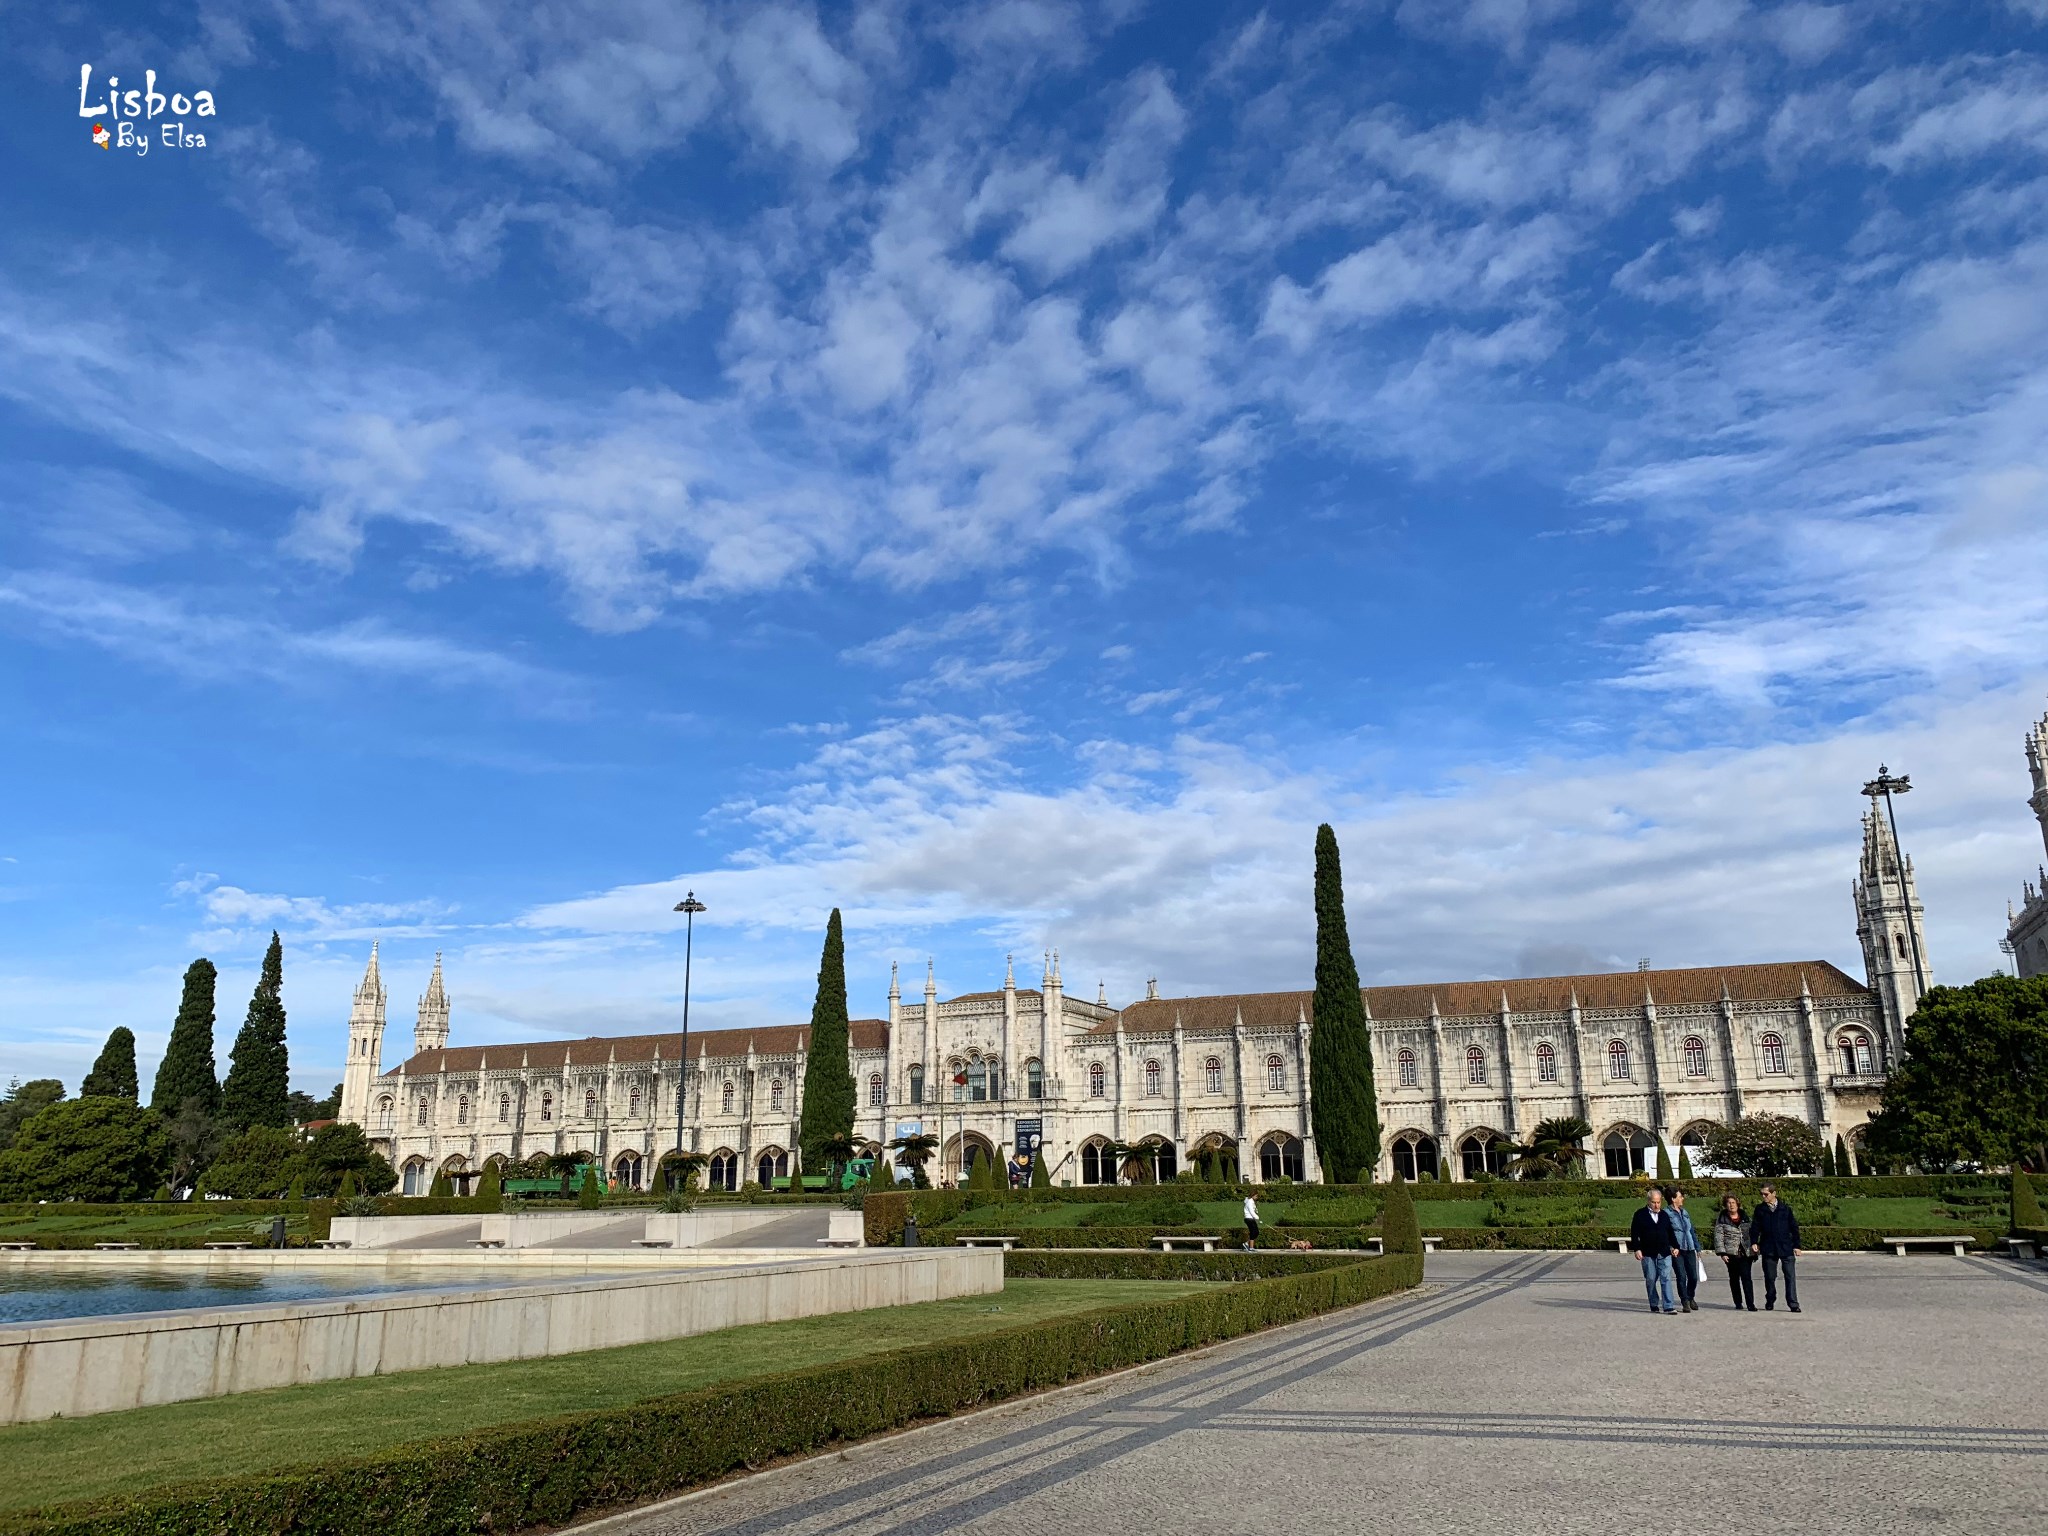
<box><xmin>3</xmin><ymin>0</ymin><xmax>2046</xmax><ymax>1098</ymax></box>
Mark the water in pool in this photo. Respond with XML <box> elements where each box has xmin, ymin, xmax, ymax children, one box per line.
<box><xmin>0</xmin><ymin>1267</ymin><xmax>476</xmax><ymax>1327</ymax></box>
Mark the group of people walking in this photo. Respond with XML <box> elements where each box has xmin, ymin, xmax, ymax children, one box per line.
<box><xmin>1627</xmin><ymin>1184</ymin><xmax>1803</xmax><ymax>1314</ymax></box>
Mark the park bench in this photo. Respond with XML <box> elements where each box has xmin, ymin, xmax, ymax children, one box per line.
<box><xmin>0</xmin><ymin>1241</ymin><xmax>36</xmax><ymax>1251</ymax></box>
<box><xmin>632</xmin><ymin>1239</ymin><xmax>673</xmax><ymax>1248</ymax></box>
<box><xmin>1151</xmin><ymin>1235</ymin><xmax>1218</xmax><ymax>1252</ymax></box>
<box><xmin>314</xmin><ymin>1239</ymin><xmax>352</xmax><ymax>1249</ymax></box>
<box><xmin>472</xmin><ymin>1239</ymin><xmax>506</xmax><ymax>1249</ymax></box>
<box><xmin>953</xmin><ymin>1235</ymin><xmax>1019</xmax><ymax>1250</ymax></box>
<box><xmin>1999</xmin><ymin>1236</ymin><xmax>2040</xmax><ymax>1261</ymax></box>
<box><xmin>203</xmin><ymin>1241</ymin><xmax>251</xmax><ymax>1250</ymax></box>
<box><xmin>815</xmin><ymin>1236</ymin><xmax>861</xmax><ymax>1247</ymax></box>
<box><xmin>1884</xmin><ymin>1234</ymin><xmax>1973</xmax><ymax>1257</ymax></box>
<box><xmin>93</xmin><ymin>1241</ymin><xmax>141</xmax><ymax>1251</ymax></box>
<box><xmin>1366</xmin><ymin>1235</ymin><xmax>1442</xmax><ymax>1255</ymax></box>
<box><xmin>1605</xmin><ymin>1236</ymin><xmax>1632</xmax><ymax>1253</ymax></box>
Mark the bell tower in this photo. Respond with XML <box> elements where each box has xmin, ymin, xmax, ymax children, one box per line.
<box><xmin>2005</xmin><ymin>707</ymin><xmax>2048</xmax><ymax>979</ymax></box>
<box><xmin>415</xmin><ymin>951</ymin><xmax>450</xmax><ymax>1054</ymax></box>
<box><xmin>340</xmin><ymin>943</ymin><xmax>387</xmax><ymax>1126</ymax></box>
<box><xmin>1852</xmin><ymin>771</ymin><xmax>1930</xmax><ymax>1061</ymax></box>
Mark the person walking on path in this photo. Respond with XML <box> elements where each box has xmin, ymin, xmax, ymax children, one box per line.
<box><xmin>1667</xmin><ymin>1188</ymin><xmax>1703</xmax><ymax>1312</ymax></box>
<box><xmin>1242</xmin><ymin>1193</ymin><xmax>1260</xmax><ymax>1252</ymax></box>
<box><xmin>1750</xmin><ymin>1183</ymin><xmax>1802</xmax><ymax>1312</ymax></box>
<box><xmin>1713</xmin><ymin>1194</ymin><xmax>1757</xmax><ymax>1311</ymax></box>
<box><xmin>1628</xmin><ymin>1186</ymin><xmax>1681</xmax><ymax>1314</ymax></box>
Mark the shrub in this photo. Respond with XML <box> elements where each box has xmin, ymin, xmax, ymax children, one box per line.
<box><xmin>1276</xmin><ymin>1196</ymin><xmax>1379</xmax><ymax>1227</ymax></box>
<box><xmin>1380</xmin><ymin>1176</ymin><xmax>1421</xmax><ymax>1255</ymax></box>
<box><xmin>1</xmin><ymin>1254</ymin><xmax>1420</xmax><ymax>1536</ymax></box>
<box><xmin>1003</xmin><ymin>1249</ymin><xmax>1371</xmax><ymax>1281</ymax></box>
<box><xmin>577</xmin><ymin>1169</ymin><xmax>603</xmax><ymax>1208</ymax></box>
<box><xmin>2014</xmin><ymin>1169</ymin><xmax>2045</xmax><ymax>1231</ymax></box>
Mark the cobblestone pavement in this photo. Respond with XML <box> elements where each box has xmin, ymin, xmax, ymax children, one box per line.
<box><xmin>578</xmin><ymin>1251</ymin><xmax>2048</xmax><ymax>1536</ymax></box>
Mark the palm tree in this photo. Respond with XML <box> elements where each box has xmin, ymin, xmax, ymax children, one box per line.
<box><xmin>818</xmin><ymin>1133</ymin><xmax>863</xmax><ymax>1188</ymax></box>
<box><xmin>657</xmin><ymin>1150</ymin><xmax>708</xmax><ymax>1192</ymax></box>
<box><xmin>1504</xmin><ymin>1116</ymin><xmax>1593</xmax><ymax>1181</ymax></box>
<box><xmin>889</xmin><ymin>1134</ymin><xmax>939</xmax><ymax>1189</ymax></box>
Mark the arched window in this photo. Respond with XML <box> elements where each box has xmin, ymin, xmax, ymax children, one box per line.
<box><xmin>1080</xmin><ymin>1140</ymin><xmax>1113</xmax><ymax>1185</ymax></box>
<box><xmin>1602</xmin><ymin>1125</ymin><xmax>1647</xmax><ymax>1178</ymax></box>
<box><xmin>770</xmin><ymin>1077</ymin><xmax>785</xmax><ymax>1113</ymax></box>
<box><xmin>1459</xmin><ymin>1131</ymin><xmax>1508</xmax><ymax>1179</ymax></box>
<box><xmin>401</xmin><ymin>1157</ymin><xmax>428</xmax><ymax>1196</ymax></box>
<box><xmin>966</xmin><ymin>1059</ymin><xmax>988</xmax><ymax>1102</ymax></box>
<box><xmin>1894</xmin><ymin>932</ymin><xmax>1907</xmax><ymax>959</ymax></box>
<box><xmin>949</xmin><ymin>1060</ymin><xmax>968</xmax><ymax>1103</ymax></box>
<box><xmin>416</xmin><ymin>1096</ymin><xmax>429</xmax><ymax>1127</ymax></box>
<box><xmin>708</xmin><ymin>1150</ymin><xmax>739</xmax><ymax>1190</ymax></box>
<box><xmin>1760</xmin><ymin>1032</ymin><xmax>1787</xmax><ymax>1075</ymax></box>
<box><xmin>868</xmin><ymin>1073</ymin><xmax>884</xmax><ymax>1107</ymax></box>
<box><xmin>497</xmin><ymin>1093</ymin><xmax>510</xmax><ymax>1122</ymax></box>
<box><xmin>1535</xmin><ymin>1042</ymin><xmax>1556</xmax><ymax>1083</ymax></box>
<box><xmin>627</xmin><ymin>1087</ymin><xmax>641</xmax><ymax>1117</ymax></box>
<box><xmin>613</xmin><ymin>1150</ymin><xmax>642</xmax><ymax>1190</ymax></box>
<box><xmin>1267</xmin><ymin>1055</ymin><xmax>1286</xmax><ymax>1092</ymax></box>
<box><xmin>1258</xmin><ymin>1134</ymin><xmax>1306</xmax><ymax>1182</ymax></box>
<box><xmin>1607</xmin><ymin>1039</ymin><xmax>1630</xmax><ymax>1080</ymax></box>
<box><xmin>1205</xmin><ymin>1057</ymin><xmax>1223</xmax><ymax>1094</ymax></box>
<box><xmin>456</xmin><ymin>1095</ymin><xmax>469</xmax><ymax>1125</ymax></box>
<box><xmin>376</xmin><ymin>1095</ymin><xmax>393</xmax><ymax>1127</ymax></box>
<box><xmin>1397</xmin><ymin>1048</ymin><xmax>1417</xmax><ymax>1088</ymax></box>
<box><xmin>584</xmin><ymin>1088</ymin><xmax>598</xmax><ymax>1119</ymax></box>
<box><xmin>540</xmin><ymin>1092</ymin><xmax>554</xmax><ymax>1122</ymax></box>
<box><xmin>1392</xmin><ymin>1132</ymin><xmax>1439</xmax><ymax>1181</ymax></box>
<box><xmin>1466</xmin><ymin>1046</ymin><xmax>1486</xmax><ymax>1085</ymax></box>
<box><xmin>908</xmin><ymin>1065</ymin><xmax>925</xmax><ymax>1104</ymax></box>
<box><xmin>1837</xmin><ymin>1030</ymin><xmax>1874</xmax><ymax>1076</ymax></box>
<box><xmin>757</xmin><ymin>1148</ymin><xmax>788</xmax><ymax>1186</ymax></box>
<box><xmin>1144</xmin><ymin>1059</ymin><xmax>1163</xmax><ymax>1097</ymax></box>
<box><xmin>1026</xmin><ymin>1059</ymin><xmax>1044</xmax><ymax>1099</ymax></box>
<box><xmin>1089</xmin><ymin>1062</ymin><xmax>1106</xmax><ymax>1098</ymax></box>
<box><xmin>1683</xmin><ymin>1036</ymin><xmax>1707</xmax><ymax>1077</ymax></box>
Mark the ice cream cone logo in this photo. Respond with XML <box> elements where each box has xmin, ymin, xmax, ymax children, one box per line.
<box><xmin>92</xmin><ymin>122</ymin><xmax>110</xmax><ymax>148</ymax></box>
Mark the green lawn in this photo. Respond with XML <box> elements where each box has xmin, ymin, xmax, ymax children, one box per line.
<box><xmin>1834</xmin><ymin>1196</ymin><xmax>1995</xmax><ymax>1229</ymax></box>
<box><xmin>0</xmin><ymin>1278</ymin><xmax>1204</xmax><ymax>1515</ymax></box>
<box><xmin>0</xmin><ymin>1209</ymin><xmax>318</xmax><ymax>1244</ymax></box>
<box><xmin>1414</xmin><ymin>1201</ymin><xmax>1493</xmax><ymax>1229</ymax></box>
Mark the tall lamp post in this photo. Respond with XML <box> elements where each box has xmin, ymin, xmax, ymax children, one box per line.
<box><xmin>672</xmin><ymin>893</ymin><xmax>707</xmax><ymax>1173</ymax></box>
<box><xmin>1861</xmin><ymin>766</ymin><xmax>1928</xmax><ymax>1000</ymax></box>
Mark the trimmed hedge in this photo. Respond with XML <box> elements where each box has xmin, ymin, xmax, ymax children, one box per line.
<box><xmin>0</xmin><ymin>1255</ymin><xmax>1420</xmax><ymax>1536</ymax></box>
<box><xmin>1002</xmin><ymin>1249</ymin><xmax>1372</xmax><ymax>1281</ymax></box>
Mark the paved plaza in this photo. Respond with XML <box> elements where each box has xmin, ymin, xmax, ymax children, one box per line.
<box><xmin>580</xmin><ymin>1251</ymin><xmax>2048</xmax><ymax>1536</ymax></box>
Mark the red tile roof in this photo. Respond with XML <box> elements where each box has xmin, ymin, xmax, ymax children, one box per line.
<box><xmin>1099</xmin><ymin>961</ymin><xmax>1868</xmax><ymax>1036</ymax></box>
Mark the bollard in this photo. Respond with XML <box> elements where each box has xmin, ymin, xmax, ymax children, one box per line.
<box><xmin>902</xmin><ymin>1214</ymin><xmax>919</xmax><ymax>1247</ymax></box>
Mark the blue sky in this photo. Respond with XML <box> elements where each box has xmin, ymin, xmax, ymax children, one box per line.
<box><xmin>4</xmin><ymin>0</ymin><xmax>2046</xmax><ymax>1098</ymax></box>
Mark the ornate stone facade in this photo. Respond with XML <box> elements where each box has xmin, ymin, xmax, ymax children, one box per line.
<box><xmin>2006</xmin><ymin>706</ymin><xmax>2048</xmax><ymax>980</ymax></box>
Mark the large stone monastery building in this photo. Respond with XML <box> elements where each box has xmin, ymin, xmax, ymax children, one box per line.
<box><xmin>340</xmin><ymin>792</ymin><xmax>1943</xmax><ymax>1194</ymax></box>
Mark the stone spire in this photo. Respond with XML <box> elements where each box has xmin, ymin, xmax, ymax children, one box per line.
<box><xmin>2008</xmin><ymin>706</ymin><xmax>2048</xmax><ymax>980</ymax></box>
<box><xmin>1853</xmin><ymin>793</ymin><xmax>1931</xmax><ymax>1050</ymax></box>
<box><xmin>415</xmin><ymin>951</ymin><xmax>450</xmax><ymax>1054</ymax></box>
<box><xmin>340</xmin><ymin>943</ymin><xmax>389</xmax><ymax>1127</ymax></box>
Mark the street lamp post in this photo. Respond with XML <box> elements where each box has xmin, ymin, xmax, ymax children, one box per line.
<box><xmin>1861</xmin><ymin>765</ymin><xmax>1928</xmax><ymax>1000</ymax></box>
<box><xmin>673</xmin><ymin>893</ymin><xmax>707</xmax><ymax>1172</ymax></box>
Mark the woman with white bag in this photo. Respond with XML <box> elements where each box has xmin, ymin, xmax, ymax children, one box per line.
<box><xmin>1667</xmin><ymin>1188</ymin><xmax>1704</xmax><ymax>1313</ymax></box>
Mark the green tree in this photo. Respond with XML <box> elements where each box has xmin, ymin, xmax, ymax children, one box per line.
<box><xmin>890</xmin><ymin>1133</ymin><xmax>937</xmax><ymax>1189</ymax></box>
<box><xmin>576</xmin><ymin>1163</ymin><xmax>602</xmax><ymax>1207</ymax></box>
<box><xmin>302</xmin><ymin>1121</ymin><xmax>396</xmax><ymax>1196</ymax></box>
<box><xmin>1677</xmin><ymin>1144</ymin><xmax>1695</xmax><ymax>1179</ymax></box>
<box><xmin>476</xmin><ymin>1162</ymin><xmax>503</xmax><ymax>1212</ymax></box>
<box><xmin>1380</xmin><ymin>1172</ymin><xmax>1422</xmax><ymax>1255</ymax></box>
<box><xmin>1655</xmin><ymin>1141</ymin><xmax>1674</xmax><ymax>1181</ymax></box>
<box><xmin>200</xmin><ymin>1125</ymin><xmax>305</xmax><ymax>1198</ymax></box>
<box><xmin>1030</xmin><ymin>1149</ymin><xmax>1051</xmax><ymax>1188</ymax></box>
<box><xmin>1702</xmin><ymin>1114</ymin><xmax>1826</xmax><ymax>1177</ymax></box>
<box><xmin>163</xmin><ymin>1096</ymin><xmax>223</xmax><ymax>1194</ymax></box>
<box><xmin>429</xmin><ymin>1169</ymin><xmax>454</xmax><ymax>1198</ymax></box>
<box><xmin>1504</xmin><ymin>1117</ymin><xmax>1591</xmax><ymax>1181</ymax></box>
<box><xmin>81</xmin><ymin>1027</ymin><xmax>139</xmax><ymax>1102</ymax></box>
<box><xmin>796</xmin><ymin>909</ymin><xmax>858</xmax><ymax>1175</ymax></box>
<box><xmin>1819</xmin><ymin>1139</ymin><xmax>1836</xmax><ymax>1177</ymax></box>
<box><xmin>0</xmin><ymin>1097</ymin><xmax>171</xmax><ymax>1202</ymax></box>
<box><xmin>286</xmin><ymin>1171</ymin><xmax>306</xmax><ymax>1201</ymax></box>
<box><xmin>311</xmin><ymin>1082</ymin><xmax>342</xmax><ymax>1120</ymax></box>
<box><xmin>2011</xmin><ymin>1168</ymin><xmax>2043</xmax><ymax>1231</ymax></box>
<box><xmin>151</xmin><ymin>958</ymin><xmax>221</xmax><ymax>1118</ymax></box>
<box><xmin>1867</xmin><ymin>975</ymin><xmax>2048</xmax><ymax>1172</ymax></box>
<box><xmin>219</xmin><ymin>933</ymin><xmax>291</xmax><ymax>1133</ymax></box>
<box><xmin>1308</xmin><ymin>824</ymin><xmax>1379</xmax><ymax>1183</ymax></box>
<box><xmin>0</xmin><ymin>1079</ymin><xmax>65</xmax><ymax>1152</ymax></box>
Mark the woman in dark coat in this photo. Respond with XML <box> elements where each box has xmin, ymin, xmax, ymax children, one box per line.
<box><xmin>1712</xmin><ymin>1193</ymin><xmax>1756</xmax><ymax>1311</ymax></box>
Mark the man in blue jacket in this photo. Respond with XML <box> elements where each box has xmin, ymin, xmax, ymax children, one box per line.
<box><xmin>1749</xmin><ymin>1182</ymin><xmax>1802</xmax><ymax>1312</ymax></box>
<box><xmin>1628</xmin><ymin>1186</ymin><xmax>1681</xmax><ymax>1315</ymax></box>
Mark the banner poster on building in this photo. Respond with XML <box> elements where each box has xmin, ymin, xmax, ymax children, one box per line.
<box><xmin>1013</xmin><ymin>1119</ymin><xmax>1042</xmax><ymax>1157</ymax></box>
<box><xmin>893</xmin><ymin>1120</ymin><xmax>924</xmax><ymax>1139</ymax></box>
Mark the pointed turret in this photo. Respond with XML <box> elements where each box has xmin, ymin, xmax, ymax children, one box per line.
<box><xmin>415</xmin><ymin>951</ymin><xmax>450</xmax><ymax>1054</ymax></box>
<box><xmin>340</xmin><ymin>943</ymin><xmax>390</xmax><ymax>1127</ymax></box>
<box><xmin>2006</xmin><ymin>706</ymin><xmax>2048</xmax><ymax>979</ymax></box>
<box><xmin>1853</xmin><ymin>788</ymin><xmax>1930</xmax><ymax>1049</ymax></box>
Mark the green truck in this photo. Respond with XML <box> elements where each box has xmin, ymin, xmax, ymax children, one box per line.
<box><xmin>768</xmin><ymin>1157</ymin><xmax>876</xmax><ymax>1193</ymax></box>
<box><xmin>503</xmin><ymin>1164</ymin><xmax>606</xmax><ymax>1197</ymax></box>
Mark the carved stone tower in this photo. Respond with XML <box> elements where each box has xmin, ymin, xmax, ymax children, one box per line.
<box><xmin>2006</xmin><ymin>706</ymin><xmax>2048</xmax><ymax>979</ymax></box>
<box><xmin>415</xmin><ymin>951</ymin><xmax>450</xmax><ymax>1054</ymax></box>
<box><xmin>1853</xmin><ymin>804</ymin><xmax>1930</xmax><ymax>1060</ymax></box>
<box><xmin>340</xmin><ymin>943</ymin><xmax>387</xmax><ymax>1125</ymax></box>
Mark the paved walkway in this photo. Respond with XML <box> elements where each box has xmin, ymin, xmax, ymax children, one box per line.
<box><xmin>580</xmin><ymin>1251</ymin><xmax>2048</xmax><ymax>1536</ymax></box>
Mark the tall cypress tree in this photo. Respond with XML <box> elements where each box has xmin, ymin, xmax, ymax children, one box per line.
<box><xmin>151</xmin><ymin>959</ymin><xmax>220</xmax><ymax>1117</ymax></box>
<box><xmin>81</xmin><ymin>1027</ymin><xmax>139</xmax><ymax>1101</ymax></box>
<box><xmin>1309</xmin><ymin>824</ymin><xmax>1380</xmax><ymax>1183</ymax></box>
<box><xmin>797</xmin><ymin>908</ymin><xmax>858</xmax><ymax>1174</ymax></box>
<box><xmin>220</xmin><ymin>933</ymin><xmax>291</xmax><ymax>1132</ymax></box>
